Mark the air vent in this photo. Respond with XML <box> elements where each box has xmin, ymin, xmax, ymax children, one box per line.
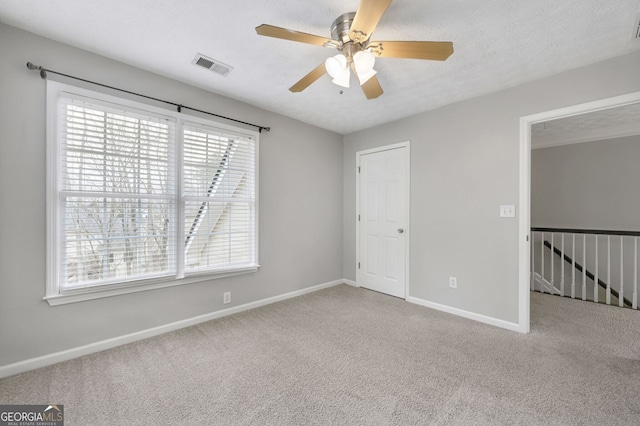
<box><xmin>192</xmin><ymin>53</ymin><xmax>233</xmax><ymax>76</ymax></box>
<box><xmin>634</xmin><ymin>13</ymin><xmax>640</xmax><ymax>39</ymax></box>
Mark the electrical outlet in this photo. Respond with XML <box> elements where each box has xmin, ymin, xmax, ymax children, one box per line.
<box><xmin>449</xmin><ymin>277</ymin><xmax>457</xmax><ymax>288</ymax></box>
<box><xmin>223</xmin><ymin>291</ymin><xmax>231</xmax><ymax>304</ymax></box>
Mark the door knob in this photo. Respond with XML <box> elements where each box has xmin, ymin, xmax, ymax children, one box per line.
<box><xmin>397</xmin><ymin>228</ymin><xmax>404</xmax><ymax>234</ymax></box>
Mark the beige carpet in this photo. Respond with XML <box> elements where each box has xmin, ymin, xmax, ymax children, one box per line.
<box><xmin>1</xmin><ymin>285</ymin><xmax>639</xmax><ymax>425</ymax></box>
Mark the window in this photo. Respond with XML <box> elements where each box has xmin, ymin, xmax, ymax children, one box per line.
<box><xmin>46</xmin><ymin>82</ymin><xmax>258</xmax><ymax>304</ymax></box>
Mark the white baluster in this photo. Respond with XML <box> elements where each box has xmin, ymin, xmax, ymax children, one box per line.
<box><xmin>541</xmin><ymin>232</ymin><xmax>545</xmax><ymax>293</ymax></box>
<box><xmin>561</xmin><ymin>233</ymin><xmax>565</xmax><ymax>297</ymax></box>
<box><xmin>594</xmin><ymin>235</ymin><xmax>599</xmax><ymax>304</ymax></box>
<box><xmin>606</xmin><ymin>235</ymin><xmax>611</xmax><ymax>305</ymax></box>
<box><xmin>580</xmin><ymin>234</ymin><xmax>585</xmax><ymax>301</ymax></box>
<box><xmin>634</xmin><ymin>237</ymin><xmax>638</xmax><ymax>310</ymax></box>
<box><xmin>620</xmin><ymin>236</ymin><xmax>624</xmax><ymax>308</ymax></box>
<box><xmin>571</xmin><ymin>234</ymin><xmax>576</xmax><ymax>299</ymax></box>
<box><xmin>531</xmin><ymin>232</ymin><xmax>535</xmax><ymax>291</ymax></box>
<box><xmin>551</xmin><ymin>233</ymin><xmax>555</xmax><ymax>292</ymax></box>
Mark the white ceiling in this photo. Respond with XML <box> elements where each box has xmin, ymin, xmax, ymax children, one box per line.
<box><xmin>1</xmin><ymin>0</ymin><xmax>640</xmax><ymax>134</ymax></box>
<box><xmin>532</xmin><ymin>102</ymin><xmax>640</xmax><ymax>148</ymax></box>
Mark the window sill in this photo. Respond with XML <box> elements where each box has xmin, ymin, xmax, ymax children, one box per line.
<box><xmin>44</xmin><ymin>265</ymin><xmax>260</xmax><ymax>306</ymax></box>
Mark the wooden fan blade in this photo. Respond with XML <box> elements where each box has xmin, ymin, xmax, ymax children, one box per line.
<box><xmin>349</xmin><ymin>0</ymin><xmax>393</xmax><ymax>43</ymax></box>
<box><xmin>256</xmin><ymin>24</ymin><xmax>337</xmax><ymax>47</ymax></box>
<box><xmin>368</xmin><ymin>40</ymin><xmax>454</xmax><ymax>60</ymax></box>
<box><xmin>289</xmin><ymin>63</ymin><xmax>327</xmax><ymax>93</ymax></box>
<box><xmin>360</xmin><ymin>75</ymin><xmax>383</xmax><ymax>99</ymax></box>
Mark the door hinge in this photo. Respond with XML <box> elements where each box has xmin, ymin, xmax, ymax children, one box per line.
<box><xmin>358</xmin><ymin>262</ymin><xmax>360</xmax><ymax>269</ymax></box>
<box><xmin>358</xmin><ymin>166</ymin><xmax>361</xmax><ymax>173</ymax></box>
<box><xmin>358</xmin><ymin>214</ymin><xmax>360</xmax><ymax>221</ymax></box>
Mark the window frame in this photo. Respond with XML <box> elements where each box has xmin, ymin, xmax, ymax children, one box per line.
<box><xmin>45</xmin><ymin>81</ymin><xmax>259</xmax><ymax>306</ymax></box>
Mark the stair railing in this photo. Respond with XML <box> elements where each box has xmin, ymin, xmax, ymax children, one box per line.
<box><xmin>531</xmin><ymin>227</ymin><xmax>639</xmax><ymax>310</ymax></box>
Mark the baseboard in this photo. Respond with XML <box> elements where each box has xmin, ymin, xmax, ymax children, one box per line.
<box><xmin>406</xmin><ymin>296</ymin><xmax>523</xmax><ymax>333</ymax></box>
<box><xmin>343</xmin><ymin>279</ymin><xmax>358</xmax><ymax>287</ymax></box>
<box><xmin>0</xmin><ymin>279</ymin><xmax>348</xmax><ymax>378</ymax></box>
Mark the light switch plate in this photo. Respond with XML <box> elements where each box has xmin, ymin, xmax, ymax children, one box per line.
<box><xmin>500</xmin><ymin>205</ymin><xmax>516</xmax><ymax>218</ymax></box>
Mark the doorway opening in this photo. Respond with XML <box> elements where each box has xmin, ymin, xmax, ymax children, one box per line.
<box><xmin>519</xmin><ymin>91</ymin><xmax>640</xmax><ymax>332</ymax></box>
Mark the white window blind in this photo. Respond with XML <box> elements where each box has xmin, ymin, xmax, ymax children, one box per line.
<box><xmin>47</xmin><ymin>82</ymin><xmax>258</xmax><ymax>302</ymax></box>
<box><xmin>182</xmin><ymin>123</ymin><xmax>257</xmax><ymax>273</ymax></box>
<box><xmin>58</xmin><ymin>95</ymin><xmax>177</xmax><ymax>289</ymax></box>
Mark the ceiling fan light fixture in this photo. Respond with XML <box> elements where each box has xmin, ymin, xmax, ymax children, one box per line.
<box><xmin>325</xmin><ymin>54</ymin><xmax>347</xmax><ymax>79</ymax></box>
<box><xmin>332</xmin><ymin>68</ymin><xmax>351</xmax><ymax>88</ymax></box>
<box><xmin>357</xmin><ymin>68</ymin><xmax>377</xmax><ymax>85</ymax></box>
<box><xmin>353</xmin><ymin>50</ymin><xmax>375</xmax><ymax>74</ymax></box>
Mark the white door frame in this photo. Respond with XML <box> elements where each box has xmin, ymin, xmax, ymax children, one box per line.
<box><xmin>356</xmin><ymin>141</ymin><xmax>411</xmax><ymax>298</ymax></box>
<box><xmin>519</xmin><ymin>91</ymin><xmax>640</xmax><ymax>333</ymax></box>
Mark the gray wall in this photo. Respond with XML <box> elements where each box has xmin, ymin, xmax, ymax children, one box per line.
<box><xmin>343</xmin><ymin>50</ymin><xmax>640</xmax><ymax>324</ymax></box>
<box><xmin>532</xmin><ymin>135</ymin><xmax>640</xmax><ymax>230</ymax></box>
<box><xmin>3</xmin><ymin>20</ymin><xmax>640</xmax><ymax>368</ymax></box>
<box><xmin>0</xmin><ymin>23</ymin><xmax>343</xmax><ymax>366</ymax></box>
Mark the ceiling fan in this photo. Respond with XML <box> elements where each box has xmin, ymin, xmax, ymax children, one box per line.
<box><xmin>255</xmin><ymin>0</ymin><xmax>454</xmax><ymax>99</ymax></box>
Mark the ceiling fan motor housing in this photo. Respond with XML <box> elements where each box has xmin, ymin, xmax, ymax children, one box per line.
<box><xmin>331</xmin><ymin>12</ymin><xmax>357</xmax><ymax>44</ymax></box>
<box><xmin>331</xmin><ymin>12</ymin><xmax>368</xmax><ymax>62</ymax></box>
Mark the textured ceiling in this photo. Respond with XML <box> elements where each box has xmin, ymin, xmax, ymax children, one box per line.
<box><xmin>1</xmin><ymin>0</ymin><xmax>640</xmax><ymax>134</ymax></box>
<box><xmin>533</xmin><ymin>103</ymin><xmax>640</xmax><ymax>139</ymax></box>
<box><xmin>532</xmin><ymin>102</ymin><xmax>640</xmax><ymax>148</ymax></box>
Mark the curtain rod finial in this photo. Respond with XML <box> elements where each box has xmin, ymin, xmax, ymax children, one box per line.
<box><xmin>26</xmin><ymin>62</ymin><xmax>47</xmax><ymax>79</ymax></box>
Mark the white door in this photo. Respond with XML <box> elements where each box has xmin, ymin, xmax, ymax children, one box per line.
<box><xmin>358</xmin><ymin>145</ymin><xmax>408</xmax><ymax>298</ymax></box>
